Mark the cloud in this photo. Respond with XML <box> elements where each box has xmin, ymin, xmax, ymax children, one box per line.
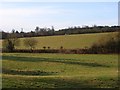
<box><xmin>0</xmin><ymin>2</ymin><xmax>117</xmax><ymax>32</ymax></box>
<box><xmin>0</xmin><ymin>7</ymin><xmax>61</xmax><ymax>17</ymax></box>
<box><xmin>0</xmin><ymin>6</ymin><xmax>73</xmax><ymax>31</ymax></box>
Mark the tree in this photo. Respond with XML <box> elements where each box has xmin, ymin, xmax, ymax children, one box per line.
<box><xmin>24</xmin><ymin>38</ymin><xmax>38</xmax><ymax>51</ymax></box>
<box><xmin>16</xmin><ymin>31</ymin><xmax>19</xmax><ymax>34</ymax></box>
<box><xmin>3</xmin><ymin>33</ymin><xmax>19</xmax><ymax>52</ymax></box>
<box><xmin>35</xmin><ymin>26</ymin><xmax>39</xmax><ymax>35</ymax></box>
<box><xmin>51</xmin><ymin>26</ymin><xmax>55</xmax><ymax>35</ymax></box>
<box><xmin>12</xmin><ymin>29</ymin><xmax>15</xmax><ymax>33</ymax></box>
<box><xmin>20</xmin><ymin>28</ymin><xmax>24</xmax><ymax>37</ymax></box>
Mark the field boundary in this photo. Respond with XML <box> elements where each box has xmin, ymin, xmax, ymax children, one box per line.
<box><xmin>2</xmin><ymin>48</ymin><xmax>119</xmax><ymax>54</ymax></box>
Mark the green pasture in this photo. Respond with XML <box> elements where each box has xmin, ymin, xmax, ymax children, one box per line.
<box><xmin>15</xmin><ymin>32</ymin><xmax>117</xmax><ymax>49</ymax></box>
<box><xmin>2</xmin><ymin>53</ymin><xmax>118</xmax><ymax>88</ymax></box>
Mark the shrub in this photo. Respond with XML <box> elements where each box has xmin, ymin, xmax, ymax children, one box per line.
<box><xmin>43</xmin><ymin>46</ymin><xmax>46</xmax><ymax>50</ymax></box>
<box><xmin>48</xmin><ymin>46</ymin><xmax>50</xmax><ymax>49</ymax></box>
<box><xmin>90</xmin><ymin>32</ymin><xmax>120</xmax><ymax>53</ymax></box>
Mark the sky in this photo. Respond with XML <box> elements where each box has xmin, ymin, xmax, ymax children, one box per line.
<box><xmin>0</xmin><ymin>1</ymin><xmax>119</xmax><ymax>32</ymax></box>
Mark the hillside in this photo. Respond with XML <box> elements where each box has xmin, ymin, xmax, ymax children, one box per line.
<box><xmin>15</xmin><ymin>32</ymin><xmax>117</xmax><ymax>49</ymax></box>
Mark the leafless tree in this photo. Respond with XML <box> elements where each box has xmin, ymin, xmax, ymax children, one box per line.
<box><xmin>24</xmin><ymin>38</ymin><xmax>38</xmax><ymax>51</ymax></box>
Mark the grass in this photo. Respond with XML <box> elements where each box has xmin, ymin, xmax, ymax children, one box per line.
<box><xmin>15</xmin><ymin>32</ymin><xmax>117</xmax><ymax>49</ymax></box>
<box><xmin>2</xmin><ymin>53</ymin><xmax>118</xmax><ymax>88</ymax></box>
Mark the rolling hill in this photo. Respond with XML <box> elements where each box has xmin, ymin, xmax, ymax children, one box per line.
<box><xmin>16</xmin><ymin>32</ymin><xmax>117</xmax><ymax>49</ymax></box>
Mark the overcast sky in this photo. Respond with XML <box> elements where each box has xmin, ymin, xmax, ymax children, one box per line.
<box><xmin>0</xmin><ymin>1</ymin><xmax>118</xmax><ymax>32</ymax></box>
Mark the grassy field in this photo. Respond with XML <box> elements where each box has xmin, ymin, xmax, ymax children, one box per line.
<box><xmin>15</xmin><ymin>32</ymin><xmax>117</xmax><ymax>49</ymax></box>
<box><xmin>2</xmin><ymin>53</ymin><xmax>118</xmax><ymax>88</ymax></box>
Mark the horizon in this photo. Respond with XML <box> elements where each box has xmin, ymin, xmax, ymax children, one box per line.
<box><xmin>1</xmin><ymin>25</ymin><xmax>119</xmax><ymax>33</ymax></box>
<box><xmin>0</xmin><ymin>2</ymin><xmax>118</xmax><ymax>32</ymax></box>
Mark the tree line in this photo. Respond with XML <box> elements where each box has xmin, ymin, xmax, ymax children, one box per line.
<box><xmin>1</xmin><ymin>25</ymin><xmax>120</xmax><ymax>39</ymax></box>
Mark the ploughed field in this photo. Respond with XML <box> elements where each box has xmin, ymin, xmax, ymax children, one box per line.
<box><xmin>2</xmin><ymin>53</ymin><xmax>118</xmax><ymax>88</ymax></box>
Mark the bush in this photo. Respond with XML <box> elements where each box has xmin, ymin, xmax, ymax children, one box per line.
<box><xmin>89</xmin><ymin>32</ymin><xmax>120</xmax><ymax>53</ymax></box>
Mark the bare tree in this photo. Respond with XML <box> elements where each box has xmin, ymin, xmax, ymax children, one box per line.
<box><xmin>3</xmin><ymin>33</ymin><xmax>20</xmax><ymax>52</ymax></box>
<box><xmin>24</xmin><ymin>38</ymin><xmax>38</xmax><ymax>51</ymax></box>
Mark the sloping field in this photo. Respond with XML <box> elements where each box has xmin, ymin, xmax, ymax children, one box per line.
<box><xmin>2</xmin><ymin>53</ymin><xmax>118</xmax><ymax>88</ymax></box>
<box><xmin>16</xmin><ymin>32</ymin><xmax>117</xmax><ymax>49</ymax></box>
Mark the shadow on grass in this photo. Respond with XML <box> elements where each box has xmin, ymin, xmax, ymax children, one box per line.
<box><xmin>35</xmin><ymin>77</ymin><xmax>118</xmax><ymax>88</ymax></box>
<box><xmin>2</xmin><ymin>68</ymin><xmax>58</xmax><ymax>76</ymax></box>
<box><xmin>2</xmin><ymin>55</ymin><xmax>110</xmax><ymax>68</ymax></box>
<box><xmin>2</xmin><ymin>75</ymin><xmax>118</xmax><ymax>88</ymax></box>
<box><xmin>33</xmin><ymin>77</ymin><xmax>92</xmax><ymax>88</ymax></box>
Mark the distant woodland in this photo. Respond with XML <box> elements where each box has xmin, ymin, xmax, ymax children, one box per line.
<box><xmin>1</xmin><ymin>25</ymin><xmax>120</xmax><ymax>39</ymax></box>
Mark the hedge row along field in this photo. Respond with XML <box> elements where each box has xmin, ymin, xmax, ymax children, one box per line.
<box><xmin>2</xmin><ymin>53</ymin><xmax>118</xmax><ymax>88</ymax></box>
